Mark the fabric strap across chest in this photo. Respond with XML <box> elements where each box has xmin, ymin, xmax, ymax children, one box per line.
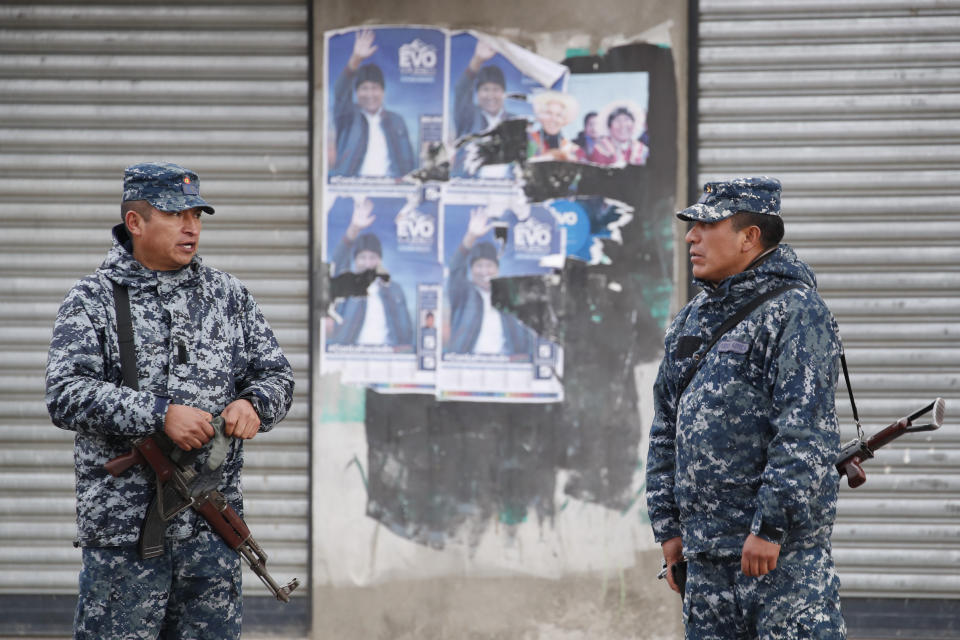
<box><xmin>112</xmin><ymin>280</ymin><xmax>139</xmax><ymax>391</ymax></box>
<box><xmin>676</xmin><ymin>283</ymin><xmax>861</xmax><ymax>428</ymax></box>
<box><xmin>677</xmin><ymin>283</ymin><xmax>805</xmax><ymax>398</ymax></box>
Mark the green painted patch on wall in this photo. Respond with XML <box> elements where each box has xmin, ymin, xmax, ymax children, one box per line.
<box><xmin>319</xmin><ymin>383</ymin><xmax>366</xmax><ymax>422</ymax></box>
<box><xmin>499</xmin><ymin>505</ymin><xmax>528</xmax><ymax>526</ymax></box>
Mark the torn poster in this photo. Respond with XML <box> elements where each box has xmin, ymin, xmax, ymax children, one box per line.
<box><xmin>437</xmin><ymin>188</ymin><xmax>565</xmax><ymax>402</ymax></box>
<box><xmin>547</xmin><ymin>196</ymin><xmax>633</xmax><ymax>265</ymax></box>
<box><xmin>356</xmin><ymin>42</ymin><xmax>679</xmax><ymax>553</ymax></box>
<box><xmin>321</xmin><ymin>190</ymin><xmax>442</xmax><ymax>392</ymax></box>
<box><xmin>324</xmin><ymin>26</ymin><xmax>446</xmax><ymax>185</ymax></box>
<box><xmin>449</xmin><ymin>30</ymin><xmax>568</xmax><ymax>183</ymax></box>
<box><xmin>560</xmin><ymin>71</ymin><xmax>650</xmax><ymax>167</ymax></box>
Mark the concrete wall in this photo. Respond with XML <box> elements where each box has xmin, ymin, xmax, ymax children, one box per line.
<box><xmin>311</xmin><ymin>2</ymin><xmax>688</xmax><ymax>638</ymax></box>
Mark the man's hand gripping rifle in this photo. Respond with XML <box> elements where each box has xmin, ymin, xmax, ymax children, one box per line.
<box><xmin>104</xmin><ymin>417</ymin><xmax>300</xmax><ymax>602</ymax></box>
<box><xmin>837</xmin><ymin>398</ymin><xmax>946</xmax><ymax>488</ymax></box>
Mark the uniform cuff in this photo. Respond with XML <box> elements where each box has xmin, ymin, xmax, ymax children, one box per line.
<box><xmin>238</xmin><ymin>391</ymin><xmax>265</xmax><ymax>420</ymax></box>
<box><xmin>751</xmin><ymin>509</ymin><xmax>787</xmax><ymax>545</ymax></box>
<box><xmin>652</xmin><ymin>520</ymin><xmax>683</xmax><ymax>544</ymax></box>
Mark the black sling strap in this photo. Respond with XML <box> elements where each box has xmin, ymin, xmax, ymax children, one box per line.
<box><xmin>111</xmin><ymin>281</ymin><xmax>139</xmax><ymax>391</ymax></box>
<box><xmin>677</xmin><ymin>283</ymin><xmax>804</xmax><ymax>398</ymax></box>
<box><xmin>676</xmin><ymin>282</ymin><xmax>861</xmax><ymax>430</ymax></box>
<box><xmin>840</xmin><ymin>344</ymin><xmax>861</xmax><ymax>437</ymax></box>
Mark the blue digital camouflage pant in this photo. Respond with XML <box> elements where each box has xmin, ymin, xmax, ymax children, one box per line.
<box><xmin>683</xmin><ymin>545</ymin><xmax>846</xmax><ymax>640</ymax></box>
<box><xmin>74</xmin><ymin>529</ymin><xmax>241</xmax><ymax>640</ymax></box>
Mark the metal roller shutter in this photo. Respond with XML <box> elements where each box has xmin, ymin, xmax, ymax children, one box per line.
<box><xmin>696</xmin><ymin>0</ymin><xmax>960</xmax><ymax>599</ymax></box>
<box><xmin>0</xmin><ymin>0</ymin><xmax>310</xmax><ymax>608</ymax></box>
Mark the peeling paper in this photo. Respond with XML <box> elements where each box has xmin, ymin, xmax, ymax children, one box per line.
<box><xmin>330</xmin><ymin>268</ymin><xmax>390</xmax><ymax>301</ymax></box>
<box><xmin>546</xmin><ymin>196</ymin><xmax>633</xmax><ymax>265</ymax></box>
<box><xmin>456</xmin><ymin>118</ymin><xmax>530</xmax><ymax>174</ymax></box>
<box><xmin>407</xmin><ymin>141</ymin><xmax>450</xmax><ymax>183</ymax></box>
<box><xmin>467</xmin><ymin>29</ymin><xmax>570</xmax><ymax>91</ymax></box>
<box><xmin>599</xmin><ymin>19</ymin><xmax>675</xmax><ymax>52</ymax></box>
<box><xmin>490</xmin><ymin>257</ymin><xmax>619</xmax><ymax>343</ymax></box>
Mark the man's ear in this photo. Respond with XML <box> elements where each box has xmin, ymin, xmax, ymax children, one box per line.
<box><xmin>740</xmin><ymin>225</ymin><xmax>763</xmax><ymax>253</ymax></box>
<box><xmin>123</xmin><ymin>209</ymin><xmax>142</xmax><ymax>238</ymax></box>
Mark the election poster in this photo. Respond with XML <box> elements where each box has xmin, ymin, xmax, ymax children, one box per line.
<box><xmin>324</xmin><ymin>26</ymin><xmax>447</xmax><ymax>185</ymax></box>
<box><xmin>437</xmin><ymin>188</ymin><xmax>565</xmax><ymax>402</ymax></box>
<box><xmin>316</xmin><ymin>32</ymin><xmax>682</xmax><ymax>567</ymax></box>
<box><xmin>561</xmin><ymin>71</ymin><xmax>650</xmax><ymax>168</ymax></box>
<box><xmin>320</xmin><ymin>27</ymin><xmax>674</xmax><ymax>408</ymax></box>
<box><xmin>547</xmin><ymin>196</ymin><xmax>633</xmax><ymax>265</ymax></box>
<box><xmin>321</xmin><ymin>190</ymin><xmax>442</xmax><ymax>393</ymax></box>
<box><xmin>448</xmin><ymin>30</ymin><xmax>569</xmax><ymax>183</ymax></box>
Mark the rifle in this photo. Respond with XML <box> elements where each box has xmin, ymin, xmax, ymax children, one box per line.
<box><xmin>837</xmin><ymin>397</ymin><xmax>945</xmax><ymax>488</ymax></box>
<box><xmin>105</xmin><ymin>417</ymin><xmax>300</xmax><ymax>602</ymax></box>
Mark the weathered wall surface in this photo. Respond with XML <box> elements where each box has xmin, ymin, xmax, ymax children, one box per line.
<box><xmin>311</xmin><ymin>1</ymin><xmax>689</xmax><ymax>638</ymax></box>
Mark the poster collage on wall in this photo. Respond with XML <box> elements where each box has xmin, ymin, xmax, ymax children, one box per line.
<box><xmin>321</xmin><ymin>26</ymin><xmax>655</xmax><ymax>403</ymax></box>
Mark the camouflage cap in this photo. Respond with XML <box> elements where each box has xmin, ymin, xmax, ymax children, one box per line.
<box><xmin>121</xmin><ymin>162</ymin><xmax>215</xmax><ymax>215</ymax></box>
<box><xmin>677</xmin><ymin>176</ymin><xmax>781</xmax><ymax>222</ymax></box>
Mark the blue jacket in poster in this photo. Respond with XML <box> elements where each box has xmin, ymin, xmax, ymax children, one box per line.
<box><xmin>446</xmin><ymin>245</ymin><xmax>531</xmax><ymax>355</ymax></box>
<box><xmin>329</xmin><ymin>237</ymin><xmax>413</xmax><ymax>347</ymax></box>
<box><xmin>453</xmin><ymin>68</ymin><xmax>516</xmax><ymax>138</ymax></box>
<box><xmin>645</xmin><ymin>244</ymin><xmax>841</xmax><ymax>557</ymax></box>
<box><xmin>331</xmin><ymin>67</ymin><xmax>415</xmax><ymax>178</ymax></box>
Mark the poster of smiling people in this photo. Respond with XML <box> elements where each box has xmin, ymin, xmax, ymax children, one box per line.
<box><xmin>560</xmin><ymin>71</ymin><xmax>650</xmax><ymax>167</ymax></box>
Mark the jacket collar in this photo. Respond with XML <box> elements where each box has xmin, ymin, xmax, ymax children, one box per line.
<box><xmin>693</xmin><ymin>244</ymin><xmax>816</xmax><ymax>304</ymax></box>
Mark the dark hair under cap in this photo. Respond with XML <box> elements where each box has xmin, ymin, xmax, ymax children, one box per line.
<box><xmin>476</xmin><ymin>65</ymin><xmax>506</xmax><ymax>91</ymax></box>
<box><xmin>353</xmin><ymin>233</ymin><xmax>382</xmax><ymax>258</ymax></box>
<box><xmin>607</xmin><ymin>106</ymin><xmax>635</xmax><ymax>128</ymax></box>
<box><xmin>355</xmin><ymin>63</ymin><xmax>384</xmax><ymax>90</ymax></box>
<box><xmin>469</xmin><ymin>241</ymin><xmax>499</xmax><ymax>266</ymax></box>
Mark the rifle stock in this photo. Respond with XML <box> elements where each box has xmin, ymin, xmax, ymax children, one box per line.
<box><xmin>836</xmin><ymin>398</ymin><xmax>945</xmax><ymax>489</ymax></box>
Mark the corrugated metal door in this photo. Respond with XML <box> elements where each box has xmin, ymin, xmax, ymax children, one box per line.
<box><xmin>0</xmin><ymin>0</ymin><xmax>311</xmax><ymax>611</ymax></box>
<box><xmin>695</xmin><ymin>0</ymin><xmax>960</xmax><ymax>597</ymax></box>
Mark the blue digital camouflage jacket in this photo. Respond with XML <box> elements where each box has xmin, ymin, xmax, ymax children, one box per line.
<box><xmin>46</xmin><ymin>224</ymin><xmax>294</xmax><ymax>547</ymax></box>
<box><xmin>645</xmin><ymin>244</ymin><xmax>841</xmax><ymax>556</ymax></box>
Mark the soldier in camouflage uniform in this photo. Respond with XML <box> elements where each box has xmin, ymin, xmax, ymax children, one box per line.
<box><xmin>645</xmin><ymin>177</ymin><xmax>846</xmax><ymax>639</ymax></box>
<box><xmin>46</xmin><ymin>162</ymin><xmax>295</xmax><ymax>639</ymax></box>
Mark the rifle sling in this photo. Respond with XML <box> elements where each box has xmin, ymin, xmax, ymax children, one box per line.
<box><xmin>678</xmin><ymin>283</ymin><xmax>804</xmax><ymax>398</ymax></box>
<box><xmin>677</xmin><ymin>282</ymin><xmax>861</xmax><ymax>429</ymax></box>
<box><xmin>111</xmin><ymin>280</ymin><xmax>139</xmax><ymax>391</ymax></box>
<box><xmin>840</xmin><ymin>349</ymin><xmax>860</xmax><ymax>433</ymax></box>
<box><xmin>113</xmin><ymin>281</ymin><xmax>175</xmax><ymax>558</ymax></box>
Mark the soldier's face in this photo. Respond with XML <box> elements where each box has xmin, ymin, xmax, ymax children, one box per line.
<box><xmin>685</xmin><ymin>218</ymin><xmax>751</xmax><ymax>283</ymax></box>
<box><xmin>356</xmin><ymin>81</ymin><xmax>384</xmax><ymax>114</ymax></box>
<box><xmin>129</xmin><ymin>206</ymin><xmax>202</xmax><ymax>271</ymax></box>
<box><xmin>476</xmin><ymin>82</ymin><xmax>505</xmax><ymax>116</ymax></box>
